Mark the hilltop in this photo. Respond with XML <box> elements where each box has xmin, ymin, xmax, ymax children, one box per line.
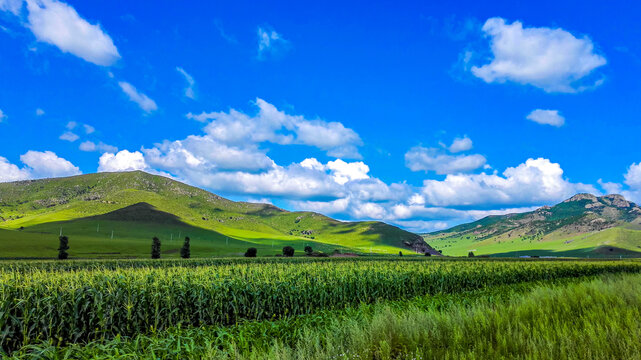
<box><xmin>423</xmin><ymin>193</ymin><xmax>641</xmax><ymax>257</ymax></box>
<box><xmin>0</xmin><ymin>171</ymin><xmax>434</xmax><ymax>258</ymax></box>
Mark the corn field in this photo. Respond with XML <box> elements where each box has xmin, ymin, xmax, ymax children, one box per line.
<box><xmin>1</xmin><ymin>258</ymin><xmax>640</xmax><ymax>353</ymax></box>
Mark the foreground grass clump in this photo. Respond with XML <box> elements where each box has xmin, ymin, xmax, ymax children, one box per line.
<box><xmin>1</xmin><ymin>259</ymin><xmax>640</xmax><ymax>353</ymax></box>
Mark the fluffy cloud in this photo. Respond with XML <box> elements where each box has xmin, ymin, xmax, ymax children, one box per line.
<box><xmin>19</xmin><ymin>150</ymin><xmax>81</xmax><ymax>178</ymax></box>
<box><xmin>144</xmin><ymin>136</ymin><xmax>274</xmax><ymax>173</ymax></box>
<box><xmin>24</xmin><ymin>0</ymin><xmax>120</xmax><ymax>66</ymax></box>
<box><xmin>526</xmin><ymin>109</ymin><xmax>565</xmax><ymax>127</ymax></box>
<box><xmin>301</xmin><ymin>158</ymin><xmax>370</xmax><ymax>185</ymax></box>
<box><xmin>188</xmin><ymin>98</ymin><xmax>362</xmax><ymax>158</ymax></box>
<box><xmin>448</xmin><ymin>136</ymin><xmax>473</xmax><ymax>153</ymax></box>
<box><xmin>79</xmin><ymin>140</ymin><xmax>117</xmax><ymax>153</ymax></box>
<box><xmin>83</xmin><ymin>124</ymin><xmax>94</xmax><ymax>134</ymax></box>
<box><xmin>176</xmin><ymin>67</ymin><xmax>195</xmax><ymax>99</ymax></box>
<box><xmin>0</xmin><ymin>109</ymin><xmax>6</xmax><ymax>122</ymax></box>
<box><xmin>35</xmin><ymin>108</ymin><xmax>45</xmax><ymax>116</ymax></box>
<box><xmin>98</xmin><ymin>150</ymin><xmax>148</xmax><ymax>172</ymax></box>
<box><xmin>597</xmin><ymin>163</ymin><xmax>641</xmax><ymax>204</ymax></box>
<box><xmin>420</xmin><ymin>158</ymin><xmax>596</xmax><ymax>207</ymax></box>
<box><xmin>472</xmin><ymin>17</ymin><xmax>606</xmax><ymax>93</ymax></box>
<box><xmin>405</xmin><ymin>146</ymin><xmax>487</xmax><ymax>174</ymax></box>
<box><xmin>257</xmin><ymin>26</ymin><xmax>289</xmax><ymax>59</ymax></box>
<box><xmin>624</xmin><ymin>163</ymin><xmax>641</xmax><ymax>190</ymax></box>
<box><xmin>59</xmin><ymin>131</ymin><xmax>79</xmax><ymax>142</ymax></box>
<box><xmin>0</xmin><ymin>156</ymin><xmax>31</xmax><ymax>182</ymax></box>
<box><xmin>118</xmin><ymin>81</ymin><xmax>157</xmax><ymax>113</ymax></box>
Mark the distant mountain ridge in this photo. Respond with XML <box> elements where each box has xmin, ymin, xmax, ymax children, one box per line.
<box><xmin>0</xmin><ymin>171</ymin><xmax>435</xmax><ymax>258</ymax></box>
<box><xmin>424</xmin><ymin>193</ymin><xmax>641</xmax><ymax>257</ymax></box>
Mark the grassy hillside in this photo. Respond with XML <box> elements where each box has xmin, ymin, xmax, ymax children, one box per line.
<box><xmin>0</xmin><ymin>171</ymin><xmax>432</xmax><ymax>258</ymax></box>
<box><xmin>424</xmin><ymin>193</ymin><xmax>641</xmax><ymax>258</ymax></box>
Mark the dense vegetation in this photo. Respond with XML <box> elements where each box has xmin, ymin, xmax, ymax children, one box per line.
<box><xmin>1</xmin><ymin>257</ymin><xmax>641</xmax><ymax>356</ymax></box>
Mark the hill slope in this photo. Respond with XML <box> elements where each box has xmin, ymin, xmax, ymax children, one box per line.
<box><xmin>423</xmin><ymin>194</ymin><xmax>641</xmax><ymax>258</ymax></box>
<box><xmin>0</xmin><ymin>171</ymin><xmax>434</xmax><ymax>258</ymax></box>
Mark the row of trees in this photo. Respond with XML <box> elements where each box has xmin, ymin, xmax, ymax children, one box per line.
<box><xmin>57</xmin><ymin>235</ymin><xmax>438</xmax><ymax>260</ymax></box>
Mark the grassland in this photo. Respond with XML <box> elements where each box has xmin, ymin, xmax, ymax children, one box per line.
<box><xmin>1</xmin><ymin>257</ymin><xmax>641</xmax><ymax>358</ymax></box>
<box><xmin>426</xmin><ymin>226</ymin><xmax>641</xmax><ymax>258</ymax></box>
<box><xmin>423</xmin><ymin>193</ymin><xmax>641</xmax><ymax>258</ymax></box>
<box><xmin>0</xmin><ymin>172</ymin><xmax>429</xmax><ymax>257</ymax></box>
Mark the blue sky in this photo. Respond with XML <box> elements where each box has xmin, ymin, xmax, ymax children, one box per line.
<box><xmin>1</xmin><ymin>0</ymin><xmax>641</xmax><ymax>232</ymax></box>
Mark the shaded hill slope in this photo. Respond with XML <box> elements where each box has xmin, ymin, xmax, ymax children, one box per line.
<box><xmin>0</xmin><ymin>171</ymin><xmax>434</xmax><ymax>257</ymax></box>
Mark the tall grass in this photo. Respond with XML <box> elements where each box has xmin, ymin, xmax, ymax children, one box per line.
<box><xmin>1</xmin><ymin>259</ymin><xmax>640</xmax><ymax>353</ymax></box>
<box><xmin>265</xmin><ymin>273</ymin><xmax>641</xmax><ymax>359</ymax></box>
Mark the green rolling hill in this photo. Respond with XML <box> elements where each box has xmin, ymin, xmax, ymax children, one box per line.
<box><xmin>423</xmin><ymin>193</ymin><xmax>641</xmax><ymax>258</ymax></box>
<box><xmin>0</xmin><ymin>171</ymin><xmax>434</xmax><ymax>258</ymax></box>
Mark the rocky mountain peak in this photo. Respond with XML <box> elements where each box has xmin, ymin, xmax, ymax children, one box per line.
<box><xmin>563</xmin><ymin>193</ymin><xmax>598</xmax><ymax>203</ymax></box>
<box><xmin>599</xmin><ymin>194</ymin><xmax>632</xmax><ymax>208</ymax></box>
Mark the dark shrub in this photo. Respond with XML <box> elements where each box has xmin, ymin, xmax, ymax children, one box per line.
<box><xmin>333</xmin><ymin>249</ymin><xmax>341</xmax><ymax>255</ymax></box>
<box><xmin>468</xmin><ymin>251</ymin><xmax>475</xmax><ymax>257</ymax></box>
<box><xmin>304</xmin><ymin>245</ymin><xmax>313</xmax><ymax>255</ymax></box>
<box><xmin>398</xmin><ymin>251</ymin><xmax>403</xmax><ymax>257</ymax></box>
<box><xmin>180</xmin><ymin>237</ymin><xmax>191</xmax><ymax>259</ymax></box>
<box><xmin>245</xmin><ymin>247</ymin><xmax>257</xmax><ymax>257</ymax></box>
<box><xmin>151</xmin><ymin>237</ymin><xmax>161</xmax><ymax>259</ymax></box>
<box><xmin>58</xmin><ymin>236</ymin><xmax>69</xmax><ymax>260</ymax></box>
<box><xmin>424</xmin><ymin>252</ymin><xmax>431</xmax><ymax>257</ymax></box>
<box><xmin>283</xmin><ymin>246</ymin><xmax>295</xmax><ymax>257</ymax></box>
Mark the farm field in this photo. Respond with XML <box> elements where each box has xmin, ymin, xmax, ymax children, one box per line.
<box><xmin>2</xmin><ymin>257</ymin><xmax>641</xmax><ymax>358</ymax></box>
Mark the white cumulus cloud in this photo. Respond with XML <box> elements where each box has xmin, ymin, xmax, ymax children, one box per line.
<box><xmin>420</xmin><ymin>158</ymin><xmax>596</xmax><ymax>207</ymax></box>
<box><xmin>189</xmin><ymin>98</ymin><xmax>362</xmax><ymax>158</ymax></box>
<box><xmin>0</xmin><ymin>156</ymin><xmax>31</xmax><ymax>182</ymax></box>
<box><xmin>20</xmin><ymin>150</ymin><xmax>81</xmax><ymax>178</ymax></box>
<box><xmin>526</xmin><ymin>109</ymin><xmax>565</xmax><ymax>127</ymax></box>
<box><xmin>118</xmin><ymin>81</ymin><xmax>157</xmax><ymax>113</ymax></box>
<box><xmin>24</xmin><ymin>0</ymin><xmax>120</xmax><ymax>66</ymax></box>
<box><xmin>624</xmin><ymin>163</ymin><xmax>641</xmax><ymax>190</ymax></box>
<box><xmin>448</xmin><ymin>136</ymin><xmax>473</xmax><ymax>153</ymax></box>
<box><xmin>98</xmin><ymin>150</ymin><xmax>148</xmax><ymax>172</ymax></box>
<box><xmin>472</xmin><ymin>17</ymin><xmax>606</xmax><ymax>93</ymax></box>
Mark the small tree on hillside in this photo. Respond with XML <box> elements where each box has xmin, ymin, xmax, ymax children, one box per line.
<box><xmin>180</xmin><ymin>237</ymin><xmax>191</xmax><ymax>259</ymax></box>
<box><xmin>398</xmin><ymin>251</ymin><xmax>403</xmax><ymax>257</ymax></box>
<box><xmin>468</xmin><ymin>251</ymin><xmax>475</xmax><ymax>258</ymax></box>
<box><xmin>283</xmin><ymin>246</ymin><xmax>295</xmax><ymax>257</ymax></box>
<box><xmin>151</xmin><ymin>237</ymin><xmax>161</xmax><ymax>259</ymax></box>
<box><xmin>58</xmin><ymin>235</ymin><xmax>69</xmax><ymax>260</ymax></box>
<box><xmin>304</xmin><ymin>245</ymin><xmax>313</xmax><ymax>256</ymax></box>
<box><xmin>245</xmin><ymin>247</ymin><xmax>257</xmax><ymax>257</ymax></box>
